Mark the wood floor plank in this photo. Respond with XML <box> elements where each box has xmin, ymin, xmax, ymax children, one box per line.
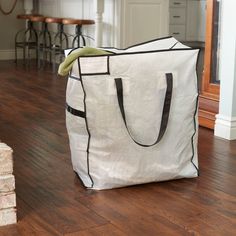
<box><xmin>0</xmin><ymin>61</ymin><xmax>236</xmax><ymax>235</ymax></box>
<box><xmin>65</xmin><ymin>224</ymin><xmax>126</xmax><ymax>236</ymax></box>
<box><xmin>0</xmin><ymin>198</ymin><xmax>62</xmax><ymax>236</ymax></box>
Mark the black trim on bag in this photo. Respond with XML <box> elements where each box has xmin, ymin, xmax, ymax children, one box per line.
<box><xmin>78</xmin><ymin>56</ymin><xmax>110</xmax><ymax>76</ymax></box>
<box><xmin>67</xmin><ymin>46</ymin><xmax>83</xmax><ymax>56</ymax></box>
<box><xmin>190</xmin><ymin>49</ymin><xmax>200</xmax><ymax>176</ymax></box>
<box><xmin>169</xmin><ymin>42</ymin><xmax>179</xmax><ymax>49</ymax></box>
<box><xmin>66</xmin><ymin>103</ymin><xmax>85</xmax><ymax>118</ymax></box>
<box><xmin>101</xmin><ymin>36</ymin><xmax>174</xmax><ymax>51</ymax></box>
<box><xmin>80</xmin><ymin>72</ymin><xmax>109</xmax><ymax>76</ymax></box>
<box><xmin>115</xmin><ymin>73</ymin><xmax>173</xmax><ymax>148</ymax></box>
<box><xmin>107</xmin><ymin>55</ymin><xmax>110</xmax><ymax>74</ymax></box>
<box><xmin>78</xmin><ymin>48</ymin><xmax>200</xmax><ymax>59</ymax></box>
<box><xmin>67</xmin><ymin>37</ymin><xmax>177</xmax><ymax>57</ymax></box>
<box><xmin>73</xmin><ymin>171</ymin><xmax>87</xmax><ymax>188</ymax></box>
<box><xmin>191</xmin><ymin>95</ymin><xmax>200</xmax><ymax>176</ymax></box>
<box><xmin>67</xmin><ymin>48</ymin><xmax>82</xmax><ymax>79</ymax></box>
<box><xmin>68</xmin><ymin>75</ymin><xmax>81</xmax><ymax>81</ymax></box>
<box><xmin>196</xmin><ymin>48</ymin><xmax>201</xmax><ymax>94</ymax></box>
<box><xmin>67</xmin><ymin>46</ymin><xmax>115</xmax><ymax>56</ymax></box>
<box><xmin>77</xmin><ymin>59</ymin><xmax>94</xmax><ymax>188</ymax></box>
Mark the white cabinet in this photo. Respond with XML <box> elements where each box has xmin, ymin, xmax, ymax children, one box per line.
<box><xmin>169</xmin><ymin>8</ymin><xmax>186</xmax><ymax>25</ymax></box>
<box><xmin>169</xmin><ymin>0</ymin><xmax>187</xmax><ymax>8</ymax></box>
<box><xmin>118</xmin><ymin>0</ymin><xmax>169</xmax><ymax>48</ymax></box>
<box><xmin>169</xmin><ymin>0</ymin><xmax>206</xmax><ymax>42</ymax></box>
<box><xmin>169</xmin><ymin>0</ymin><xmax>187</xmax><ymax>41</ymax></box>
<box><xmin>169</xmin><ymin>25</ymin><xmax>186</xmax><ymax>41</ymax></box>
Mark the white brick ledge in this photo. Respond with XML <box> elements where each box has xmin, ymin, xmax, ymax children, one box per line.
<box><xmin>0</xmin><ymin>143</ymin><xmax>17</xmax><ymax>226</ymax></box>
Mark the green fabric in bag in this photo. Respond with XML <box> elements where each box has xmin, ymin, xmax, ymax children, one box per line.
<box><xmin>58</xmin><ymin>47</ymin><xmax>112</xmax><ymax>77</ymax></box>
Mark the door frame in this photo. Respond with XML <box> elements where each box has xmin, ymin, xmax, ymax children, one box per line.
<box><xmin>199</xmin><ymin>0</ymin><xmax>220</xmax><ymax>129</ymax></box>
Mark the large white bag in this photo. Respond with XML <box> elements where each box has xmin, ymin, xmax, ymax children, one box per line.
<box><xmin>65</xmin><ymin>37</ymin><xmax>199</xmax><ymax>190</ymax></box>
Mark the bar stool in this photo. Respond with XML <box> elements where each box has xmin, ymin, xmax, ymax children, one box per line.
<box><xmin>62</xmin><ymin>18</ymin><xmax>95</xmax><ymax>48</ymax></box>
<box><xmin>45</xmin><ymin>17</ymin><xmax>69</xmax><ymax>71</ymax></box>
<box><xmin>30</xmin><ymin>15</ymin><xmax>52</xmax><ymax>68</ymax></box>
<box><xmin>15</xmin><ymin>14</ymin><xmax>42</xmax><ymax>64</ymax></box>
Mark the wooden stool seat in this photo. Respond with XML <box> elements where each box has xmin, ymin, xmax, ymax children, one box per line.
<box><xmin>17</xmin><ymin>14</ymin><xmax>43</xmax><ymax>20</ymax></box>
<box><xmin>30</xmin><ymin>16</ymin><xmax>46</xmax><ymax>22</ymax></box>
<box><xmin>45</xmin><ymin>17</ymin><xmax>63</xmax><ymax>24</ymax></box>
<box><xmin>62</xmin><ymin>18</ymin><xmax>95</xmax><ymax>25</ymax></box>
<box><xmin>62</xmin><ymin>18</ymin><xmax>94</xmax><ymax>48</ymax></box>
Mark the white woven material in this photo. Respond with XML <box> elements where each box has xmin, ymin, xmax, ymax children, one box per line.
<box><xmin>65</xmin><ymin>37</ymin><xmax>199</xmax><ymax>190</ymax></box>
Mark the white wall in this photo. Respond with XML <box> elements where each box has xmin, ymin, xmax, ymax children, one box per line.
<box><xmin>0</xmin><ymin>1</ymin><xmax>25</xmax><ymax>60</ymax></box>
<box><xmin>214</xmin><ymin>0</ymin><xmax>236</xmax><ymax>140</ymax></box>
<box><xmin>38</xmin><ymin>0</ymin><xmax>169</xmax><ymax>48</ymax></box>
<box><xmin>38</xmin><ymin>0</ymin><xmax>115</xmax><ymax>47</ymax></box>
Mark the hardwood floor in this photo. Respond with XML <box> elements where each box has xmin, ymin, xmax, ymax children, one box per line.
<box><xmin>0</xmin><ymin>60</ymin><xmax>235</xmax><ymax>235</ymax></box>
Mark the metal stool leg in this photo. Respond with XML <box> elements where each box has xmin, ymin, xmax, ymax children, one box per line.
<box><xmin>46</xmin><ymin>29</ymin><xmax>52</xmax><ymax>64</ymax></box>
<box><xmin>38</xmin><ymin>31</ymin><xmax>43</xmax><ymax>68</ymax></box>
<box><xmin>52</xmin><ymin>23</ymin><xmax>69</xmax><ymax>72</ymax></box>
<box><xmin>72</xmin><ymin>25</ymin><xmax>86</xmax><ymax>48</ymax></box>
<box><xmin>38</xmin><ymin>21</ymin><xmax>51</xmax><ymax>69</ymax></box>
<box><xmin>15</xmin><ymin>44</ymin><xmax>17</xmax><ymax>64</ymax></box>
<box><xmin>22</xmin><ymin>20</ymin><xmax>38</xmax><ymax>66</ymax></box>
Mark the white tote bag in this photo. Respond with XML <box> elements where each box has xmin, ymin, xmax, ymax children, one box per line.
<box><xmin>65</xmin><ymin>37</ymin><xmax>199</xmax><ymax>190</ymax></box>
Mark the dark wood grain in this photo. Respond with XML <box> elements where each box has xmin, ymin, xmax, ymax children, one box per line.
<box><xmin>0</xmin><ymin>60</ymin><xmax>235</xmax><ymax>236</ymax></box>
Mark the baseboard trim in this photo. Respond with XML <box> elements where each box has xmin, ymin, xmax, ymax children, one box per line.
<box><xmin>198</xmin><ymin>110</ymin><xmax>216</xmax><ymax>129</ymax></box>
<box><xmin>0</xmin><ymin>50</ymin><xmax>19</xmax><ymax>60</ymax></box>
<box><xmin>199</xmin><ymin>94</ymin><xmax>219</xmax><ymax>130</ymax></box>
<box><xmin>214</xmin><ymin>115</ymin><xmax>236</xmax><ymax>140</ymax></box>
<box><xmin>0</xmin><ymin>49</ymin><xmax>38</xmax><ymax>61</ymax></box>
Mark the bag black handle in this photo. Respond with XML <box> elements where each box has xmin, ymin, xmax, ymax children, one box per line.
<box><xmin>115</xmin><ymin>73</ymin><xmax>173</xmax><ymax>147</ymax></box>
